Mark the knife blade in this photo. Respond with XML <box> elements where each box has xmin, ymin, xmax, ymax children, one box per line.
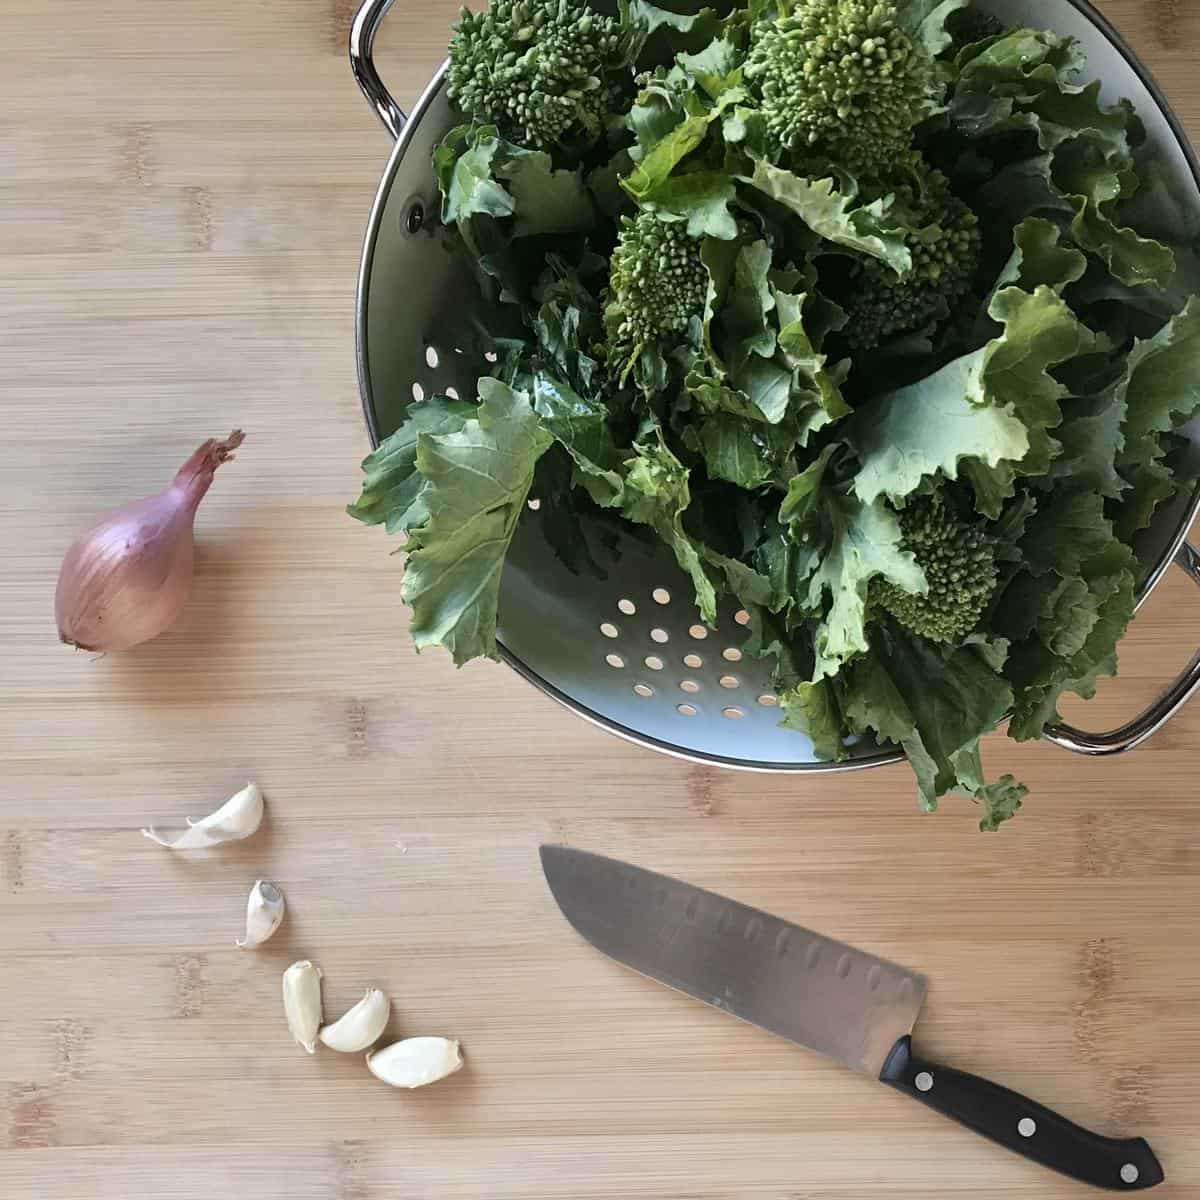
<box><xmin>540</xmin><ymin>846</ymin><xmax>1164</xmax><ymax>1193</ymax></box>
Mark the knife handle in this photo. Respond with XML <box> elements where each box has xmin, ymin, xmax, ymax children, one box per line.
<box><xmin>880</xmin><ymin>1037</ymin><xmax>1163</xmax><ymax>1192</ymax></box>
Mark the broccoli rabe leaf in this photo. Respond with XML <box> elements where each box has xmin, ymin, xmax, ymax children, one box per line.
<box><xmin>983</xmin><ymin>286</ymin><xmax>1105</xmax><ymax>478</ymax></box>
<box><xmin>1006</xmin><ymin>552</ymin><xmax>1136</xmax><ymax>740</ymax></box>
<box><xmin>793</xmin><ymin>490</ymin><xmax>927</xmax><ymax>680</ymax></box>
<box><xmin>899</xmin><ymin>0</ymin><xmax>969</xmax><ymax>56</ymax></box>
<box><xmin>682</xmin><ymin>414</ymin><xmax>773</xmax><ymax>488</ymax></box>
<box><xmin>779</xmin><ymin>676</ymin><xmax>849</xmax><ymax>763</ymax></box>
<box><xmin>623</xmin><ymin>87</ymin><xmax>745</xmax><ymax>201</ymax></box>
<box><xmin>949</xmin><ymin>30</ymin><xmax>1175</xmax><ymax>289</ymax></box>
<box><xmin>637</xmin><ymin>170</ymin><xmax>739</xmax><ymax>238</ymax></box>
<box><xmin>619</xmin><ymin>436</ymin><xmax>720</xmax><ymax>622</ymax></box>
<box><xmin>1019</xmin><ymin>490</ymin><xmax>1117</xmax><ymax>577</ymax></box>
<box><xmin>348</xmin><ymin>398</ymin><xmax>477</xmax><ymax>534</ymax></box>
<box><xmin>976</xmin><ymin>776</ymin><xmax>1028</xmax><ymax>832</ymax></box>
<box><xmin>842</xmin><ymin>624</ymin><xmax>1018</xmax><ymax>825</ymax></box>
<box><xmin>1052</xmin><ymin>136</ymin><xmax>1176</xmax><ymax>290</ymax></box>
<box><xmin>401</xmin><ymin>379</ymin><xmax>553</xmax><ymax>664</ymax></box>
<box><xmin>1000</xmin><ymin>493</ymin><xmax>1139</xmax><ymax>741</ymax></box>
<box><xmin>851</xmin><ymin>350</ymin><xmax>1029</xmax><ymax>510</ymax></box>
<box><xmin>992</xmin><ymin>217</ymin><xmax>1088</xmax><ymax>298</ymax></box>
<box><xmin>1034</xmin><ymin>575</ymin><xmax>1104</xmax><ymax>658</ymax></box>
<box><xmin>1115</xmin><ymin>297</ymin><xmax>1200</xmax><ymax>536</ymax></box>
<box><xmin>852</xmin><ymin>285</ymin><xmax>1099</xmax><ymax>516</ymax></box>
<box><xmin>741</xmin><ymin>159</ymin><xmax>912</xmax><ymax>275</ymax></box>
<box><xmin>1047</xmin><ymin>388</ymin><xmax>1129</xmax><ymax>501</ymax></box>
<box><xmin>435</xmin><ymin>126</ymin><xmax>595</xmax><ymax>238</ymax></box>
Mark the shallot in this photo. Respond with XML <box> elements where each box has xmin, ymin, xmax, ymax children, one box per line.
<box><xmin>55</xmin><ymin>430</ymin><xmax>244</xmax><ymax>651</ymax></box>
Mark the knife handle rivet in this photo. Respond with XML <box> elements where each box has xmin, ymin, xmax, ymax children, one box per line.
<box><xmin>915</xmin><ymin>1072</ymin><xmax>934</xmax><ymax>1093</ymax></box>
<box><xmin>1121</xmin><ymin>1164</ymin><xmax>1140</xmax><ymax>1185</ymax></box>
<box><xmin>1018</xmin><ymin>1118</ymin><xmax>1036</xmax><ymax>1138</ymax></box>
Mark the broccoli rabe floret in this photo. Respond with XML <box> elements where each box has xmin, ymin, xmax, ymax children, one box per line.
<box><xmin>446</xmin><ymin>0</ymin><xmax>629</xmax><ymax>152</ymax></box>
<box><xmin>874</xmin><ymin>491</ymin><xmax>997</xmax><ymax>643</ymax></box>
<box><xmin>841</xmin><ymin>156</ymin><xmax>981</xmax><ymax>349</ymax></box>
<box><xmin>745</xmin><ymin>0</ymin><xmax>931</xmax><ymax>172</ymax></box>
<box><xmin>605</xmin><ymin>212</ymin><xmax>707</xmax><ymax>351</ymax></box>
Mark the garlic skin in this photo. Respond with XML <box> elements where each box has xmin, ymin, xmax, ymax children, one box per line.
<box><xmin>367</xmin><ymin>1037</ymin><xmax>463</xmax><ymax>1088</ymax></box>
<box><xmin>237</xmin><ymin>880</ymin><xmax>285</xmax><ymax>948</ymax></box>
<box><xmin>319</xmin><ymin>989</ymin><xmax>391</xmax><ymax>1053</ymax></box>
<box><xmin>282</xmin><ymin>961</ymin><xmax>323</xmax><ymax>1054</ymax></box>
<box><xmin>142</xmin><ymin>781</ymin><xmax>264</xmax><ymax>850</ymax></box>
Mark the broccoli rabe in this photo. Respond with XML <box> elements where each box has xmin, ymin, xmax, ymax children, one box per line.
<box><xmin>745</xmin><ymin>0</ymin><xmax>931</xmax><ymax>172</ymax></box>
<box><xmin>446</xmin><ymin>0</ymin><xmax>629</xmax><ymax>152</ymax></box>
<box><xmin>946</xmin><ymin>5</ymin><xmax>1006</xmax><ymax>49</ymax></box>
<box><xmin>874</xmin><ymin>491</ymin><xmax>997</xmax><ymax>643</ymax></box>
<box><xmin>605</xmin><ymin>212</ymin><xmax>707</xmax><ymax>353</ymax></box>
<box><xmin>841</xmin><ymin>156</ymin><xmax>981</xmax><ymax>348</ymax></box>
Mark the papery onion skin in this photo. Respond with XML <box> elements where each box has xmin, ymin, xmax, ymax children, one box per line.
<box><xmin>55</xmin><ymin>431</ymin><xmax>245</xmax><ymax>652</ymax></box>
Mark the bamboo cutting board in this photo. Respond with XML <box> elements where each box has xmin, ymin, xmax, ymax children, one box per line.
<box><xmin>1</xmin><ymin>1</ymin><xmax>1199</xmax><ymax>1196</ymax></box>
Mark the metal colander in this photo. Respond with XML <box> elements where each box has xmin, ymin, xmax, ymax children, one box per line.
<box><xmin>349</xmin><ymin>0</ymin><xmax>1200</xmax><ymax>772</ymax></box>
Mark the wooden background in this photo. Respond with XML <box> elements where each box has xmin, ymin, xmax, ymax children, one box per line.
<box><xmin>2</xmin><ymin>1</ymin><xmax>1199</xmax><ymax>1196</ymax></box>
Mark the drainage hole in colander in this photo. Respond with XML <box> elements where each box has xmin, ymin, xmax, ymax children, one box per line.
<box><xmin>680</xmin><ymin>680</ymin><xmax>701</xmax><ymax>694</ymax></box>
<box><xmin>734</xmin><ymin>609</ymin><xmax>751</xmax><ymax>626</ymax></box>
<box><xmin>645</xmin><ymin>655</ymin><xmax>664</xmax><ymax>671</ymax></box>
<box><xmin>445</xmin><ymin>386</ymin><xmax>460</xmax><ymax>399</ymax></box>
<box><xmin>617</xmin><ymin>598</ymin><xmax>637</xmax><ymax>615</ymax></box>
<box><xmin>677</xmin><ymin>703</ymin><xmax>698</xmax><ymax>717</ymax></box>
<box><xmin>652</xmin><ymin>587</ymin><xmax>671</xmax><ymax>605</ymax></box>
<box><xmin>683</xmin><ymin>652</ymin><xmax>703</xmax><ymax>669</ymax></box>
<box><xmin>425</xmin><ymin>346</ymin><xmax>439</xmax><ymax>368</ymax></box>
<box><xmin>688</xmin><ymin>624</ymin><xmax>708</xmax><ymax>640</ymax></box>
<box><xmin>633</xmin><ymin>683</ymin><xmax>654</xmax><ymax>697</ymax></box>
<box><xmin>723</xmin><ymin>707</ymin><xmax>745</xmax><ymax>720</ymax></box>
<box><xmin>650</xmin><ymin>627</ymin><xmax>669</xmax><ymax>644</ymax></box>
<box><xmin>484</xmin><ymin>350</ymin><xmax>498</xmax><ymax>363</ymax></box>
<box><xmin>758</xmin><ymin>694</ymin><xmax>778</xmax><ymax>707</ymax></box>
<box><xmin>412</xmin><ymin>382</ymin><xmax>425</xmax><ymax>402</ymax></box>
<box><xmin>599</xmin><ymin>622</ymin><xmax>618</xmax><ymax>638</ymax></box>
<box><xmin>719</xmin><ymin>675</ymin><xmax>740</xmax><ymax>689</ymax></box>
<box><xmin>722</xmin><ymin>647</ymin><xmax>743</xmax><ymax>662</ymax></box>
<box><xmin>527</xmin><ymin>498</ymin><xmax>541</xmax><ymax>511</ymax></box>
<box><xmin>605</xmin><ymin>653</ymin><xmax>625</xmax><ymax>669</ymax></box>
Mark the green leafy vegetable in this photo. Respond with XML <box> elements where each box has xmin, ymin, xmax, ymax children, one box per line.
<box><xmin>399</xmin><ymin>379</ymin><xmax>553</xmax><ymax>665</ymax></box>
<box><xmin>352</xmin><ymin>0</ymin><xmax>1200</xmax><ymax>830</ymax></box>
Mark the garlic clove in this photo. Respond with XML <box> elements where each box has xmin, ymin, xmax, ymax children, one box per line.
<box><xmin>282</xmin><ymin>960</ymin><xmax>323</xmax><ymax>1054</ymax></box>
<box><xmin>142</xmin><ymin>781</ymin><xmax>264</xmax><ymax>850</ymax></box>
<box><xmin>319</xmin><ymin>988</ymin><xmax>391</xmax><ymax>1053</ymax></box>
<box><xmin>236</xmin><ymin>879</ymin><xmax>285</xmax><ymax>948</ymax></box>
<box><xmin>366</xmin><ymin>1037</ymin><xmax>463</xmax><ymax>1088</ymax></box>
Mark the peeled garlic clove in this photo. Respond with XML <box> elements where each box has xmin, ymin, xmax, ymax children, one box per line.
<box><xmin>142</xmin><ymin>781</ymin><xmax>264</xmax><ymax>849</ymax></box>
<box><xmin>236</xmin><ymin>879</ymin><xmax>285</xmax><ymax>948</ymax></box>
<box><xmin>319</xmin><ymin>988</ymin><xmax>390</xmax><ymax>1053</ymax></box>
<box><xmin>282</xmin><ymin>960</ymin><xmax>323</xmax><ymax>1054</ymax></box>
<box><xmin>366</xmin><ymin>1037</ymin><xmax>463</xmax><ymax>1088</ymax></box>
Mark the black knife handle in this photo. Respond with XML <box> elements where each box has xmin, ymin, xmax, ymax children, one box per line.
<box><xmin>880</xmin><ymin>1037</ymin><xmax>1163</xmax><ymax>1191</ymax></box>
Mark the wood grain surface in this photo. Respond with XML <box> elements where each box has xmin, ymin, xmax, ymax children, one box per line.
<box><xmin>2</xmin><ymin>1</ymin><xmax>1199</xmax><ymax>1196</ymax></box>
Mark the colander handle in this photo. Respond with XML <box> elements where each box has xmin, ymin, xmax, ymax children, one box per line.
<box><xmin>1043</xmin><ymin>541</ymin><xmax>1200</xmax><ymax>756</ymax></box>
<box><xmin>349</xmin><ymin>0</ymin><xmax>407</xmax><ymax>140</ymax></box>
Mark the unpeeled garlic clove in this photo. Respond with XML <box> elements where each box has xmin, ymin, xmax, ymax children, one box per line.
<box><xmin>319</xmin><ymin>988</ymin><xmax>391</xmax><ymax>1053</ymax></box>
<box><xmin>142</xmin><ymin>781</ymin><xmax>264</xmax><ymax>849</ymax></box>
<box><xmin>282</xmin><ymin>960</ymin><xmax>323</xmax><ymax>1053</ymax></box>
<box><xmin>366</xmin><ymin>1037</ymin><xmax>463</xmax><ymax>1088</ymax></box>
<box><xmin>237</xmin><ymin>879</ymin><xmax>285</xmax><ymax>948</ymax></box>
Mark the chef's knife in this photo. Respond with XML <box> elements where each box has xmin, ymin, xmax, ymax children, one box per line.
<box><xmin>540</xmin><ymin>845</ymin><xmax>1163</xmax><ymax>1192</ymax></box>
